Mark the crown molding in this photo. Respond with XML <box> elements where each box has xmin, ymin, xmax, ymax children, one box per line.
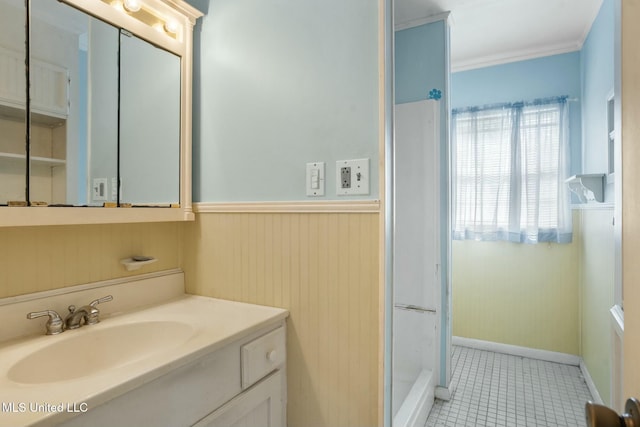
<box><xmin>395</xmin><ymin>11</ymin><xmax>451</xmax><ymax>32</ymax></box>
<box><xmin>452</xmin><ymin>41</ymin><xmax>581</xmax><ymax>73</ymax></box>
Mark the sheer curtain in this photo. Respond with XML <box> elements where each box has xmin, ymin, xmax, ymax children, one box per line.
<box><xmin>452</xmin><ymin>97</ymin><xmax>572</xmax><ymax>244</ymax></box>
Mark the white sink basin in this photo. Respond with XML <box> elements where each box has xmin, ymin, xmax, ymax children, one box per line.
<box><xmin>8</xmin><ymin>320</ymin><xmax>195</xmax><ymax>384</ymax></box>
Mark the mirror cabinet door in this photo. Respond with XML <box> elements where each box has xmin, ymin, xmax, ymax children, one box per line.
<box><xmin>0</xmin><ymin>1</ymin><xmax>183</xmax><ymax>210</ymax></box>
<box><xmin>0</xmin><ymin>0</ymin><xmax>27</xmax><ymax>206</ymax></box>
<box><xmin>30</xmin><ymin>1</ymin><xmax>119</xmax><ymax>206</ymax></box>
<box><xmin>119</xmin><ymin>32</ymin><xmax>181</xmax><ymax>206</ymax></box>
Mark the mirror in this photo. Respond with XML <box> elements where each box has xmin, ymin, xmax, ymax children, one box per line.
<box><xmin>0</xmin><ymin>0</ymin><xmax>180</xmax><ymax>207</ymax></box>
<box><xmin>119</xmin><ymin>31</ymin><xmax>180</xmax><ymax>205</ymax></box>
<box><xmin>30</xmin><ymin>1</ymin><xmax>119</xmax><ymax>206</ymax></box>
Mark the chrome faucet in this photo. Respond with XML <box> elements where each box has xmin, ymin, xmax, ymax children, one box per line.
<box><xmin>26</xmin><ymin>295</ymin><xmax>113</xmax><ymax>335</ymax></box>
<box><xmin>65</xmin><ymin>295</ymin><xmax>113</xmax><ymax>329</ymax></box>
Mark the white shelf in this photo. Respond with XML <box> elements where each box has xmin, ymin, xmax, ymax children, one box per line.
<box><xmin>0</xmin><ymin>152</ymin><xmax>66</xmax><ymax>166</ymax></box>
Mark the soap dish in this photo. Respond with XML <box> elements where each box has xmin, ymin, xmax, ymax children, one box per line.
<box><xmin>120</xmin><ymin>256</ymin><xmax>158</xmax><ymax>271</ymax></box>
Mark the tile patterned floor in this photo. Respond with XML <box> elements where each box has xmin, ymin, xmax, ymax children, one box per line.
<box><xmin>425</xmin><ymin>345</ymin><xmax>594</xmax><ymax>427</ymax></box>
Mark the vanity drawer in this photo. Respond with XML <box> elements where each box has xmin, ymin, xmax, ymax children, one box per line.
<box><xmin>241</xmin><ymin>326</ymin><xmax>285</xmax><ymax>389</ymax></box>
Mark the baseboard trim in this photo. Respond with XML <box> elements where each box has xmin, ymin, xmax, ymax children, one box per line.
<box><xmin>452</xmin><ymin>336</ymin><xmax>581</xmax><ymax>366</ymax></box>
<box><xmin>580</xmin><ymin>361</ymin><xmax>604</xmax><ymax>404</ymax></box>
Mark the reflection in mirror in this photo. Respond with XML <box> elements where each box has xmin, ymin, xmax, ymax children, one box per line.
<box><xmin>120</xmin><ymin>32</ymin><xmax>180</xmax><ymax>205</ymax></box>
<box><xmin>1</xmin><ymin>0</ymin><xmax>183</xmax><ymax>209</ymax></box>
<box><xmin>30</xmin><ymin>1</ymin><xmax>118</xmax><ymax>206</ymax></box>
<box><xmin>0</xmin><ymin>0</ymin><xmax>27</xmax><ymax>205</ymax></box>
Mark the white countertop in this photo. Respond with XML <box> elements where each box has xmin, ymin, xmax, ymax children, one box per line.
<box><xmin>0</xmin><ymin>295</ymin><xmax>288</xmax><ymax>427</ymax></box>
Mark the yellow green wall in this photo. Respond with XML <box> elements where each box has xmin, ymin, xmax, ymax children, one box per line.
<box><xmin>452</xmin><ymin>228</ymin><xmax>580</xmax><ymax>355</ymax></box>
<box><xmin>453</xmin><ymin>208</ymin><xmax>616</xmax><ymax>404</ymax></box>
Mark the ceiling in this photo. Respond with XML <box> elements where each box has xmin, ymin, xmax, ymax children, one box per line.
<box><xmin>394</xmin><ymin>0</ymin><xmax>604</xmax><ymax>72</ymax></box>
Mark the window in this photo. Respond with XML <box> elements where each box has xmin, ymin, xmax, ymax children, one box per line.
<box><xmin>452</xmin><ymin>97</ymin><xmax>572</xmax><ymax>244</ymax></box>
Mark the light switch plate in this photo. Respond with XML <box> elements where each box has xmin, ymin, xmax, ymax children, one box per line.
<box><xmin>306</xmin><ymin>162</ymin><xmax>325</xmax><ymax>196</ymax></box>
<box><xmin>336</xmin><ymin>158</ymin><xmax>369</xmax><ymax>195</ymax></box>
<box><xmin>92</xmin><ymin>178</ymin><xmax>107</xmax><ymax>201</ymax></box>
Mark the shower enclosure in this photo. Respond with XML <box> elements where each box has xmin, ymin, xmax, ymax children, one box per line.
<box><xmin>392</xmin><ymin>99</ymin><xmax>441</xmax><ymax>427</ymax></box>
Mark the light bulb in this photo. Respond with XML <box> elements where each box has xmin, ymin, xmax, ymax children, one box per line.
<box><xmin>110</xmin><ymin>0</ymin><xmax>125</xmax><ymax>12</ymax></box>
<box><xmin>123</xmin><ymin>0</ymin><xmax>142</xmax><ymax>12</ymax></box>
<box><xmin>164</xmin><ymin>20</ymin><xmax>179</xmax><ymax>34</ymax></box>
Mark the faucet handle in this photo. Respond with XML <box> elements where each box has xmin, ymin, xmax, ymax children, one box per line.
<box><xmin>86</xmin><ymin>295</ymin><xmax>113</xmax><ymax>325</ymax></box>
<box><xmin>90</xmin><ymin>295</ymin><xmax>113</xmax><ymax>307</ymax></box>
<box><xmin>27</xmin><ymin>310</ymin><xmax>64</xmax><ymax>335</ymax></box>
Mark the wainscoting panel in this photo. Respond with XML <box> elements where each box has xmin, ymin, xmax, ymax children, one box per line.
<box><xmin>0</xmin><ymin>222</ymin><xmax>182</xmax><ymax>298</ymax></box>
<box><xmin>182</xmin><ymin>212</ymin><xmax>380</xmax><ymax>427</ymax></box>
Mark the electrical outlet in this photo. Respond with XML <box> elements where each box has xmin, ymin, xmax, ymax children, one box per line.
<box><xmin>336</xmin><ymin>159</ymin><xmax>369</xmax><ymax>195</ymax></box>
<box><xmin>340</xmin><ymin>167</ymin><xmax>351</xmax><ymax>188</ymax></box>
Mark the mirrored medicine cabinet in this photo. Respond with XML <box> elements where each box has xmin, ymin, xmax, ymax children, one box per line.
<box><xmin>0</xmin><ymin>0</ymin><xmax>202</xmax><ymax>226</ymax></box>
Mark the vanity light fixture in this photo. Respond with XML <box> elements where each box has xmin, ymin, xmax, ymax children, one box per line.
<box><xmin>123</xmin><ymin>0</ymin><xmax>142</xmax><ymax>12</ymax></box>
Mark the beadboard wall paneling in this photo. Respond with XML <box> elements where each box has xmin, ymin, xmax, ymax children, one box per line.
<box><xmin>0</xmin><ymin>222</ymin><xmax>181</xmax><ymax>298</ymax></box>
<box><xmin>579</xmin><ymin>208</ymin><xmax>615</xmax><ymax>405</ymax></box>
<box><xmin>182</xmin><ymin>212</ymin><xmax>380</xmax><ymax>427</ymax></box>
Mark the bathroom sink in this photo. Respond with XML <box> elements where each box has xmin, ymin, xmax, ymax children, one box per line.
<box><xmin>8</xmin><ymin>320</ymin><xmax>195</xmax><ymax>384</ymax></box>
<box><xmin>0</xmin><ymin>289</ymin><xmax>289</xmax><ymax>427</ymax></box>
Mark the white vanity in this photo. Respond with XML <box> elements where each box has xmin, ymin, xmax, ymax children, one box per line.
<box><xmin>0</xmin><ymin>271</ymin><xmax>288</xmax><ymax>427</ymax></box>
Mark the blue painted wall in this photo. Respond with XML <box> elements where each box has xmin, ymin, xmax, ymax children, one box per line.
<box><xmin>581</xmin><ymin>0</ymin><xmax>615</xmax><ymax>201</ymax></box>
<box><xmin>395</xmin><ymin>21</ymin><xmax>446</xmax><ymax>104</ymax></box>
<box><xmin>451</xmin><ymin>52</ymin><xmax>583</xmax><ymax>176</ymax></box>
<box><xmin>187</xmin><ymin>0</ymin><xmax>379</xmax><ymax>202</ymax></box>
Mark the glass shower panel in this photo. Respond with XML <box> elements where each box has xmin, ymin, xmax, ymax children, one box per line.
<box><xmin>392</xmin><ymin>100</ymin><xmax>440</xmax><ymax>426</ymax></box>
<box><xmin>0</xmin><ymin>0</ymin><xmax>27</xmax><ymax>206</ymax></box>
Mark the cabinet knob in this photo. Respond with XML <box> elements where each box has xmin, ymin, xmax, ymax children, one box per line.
<box><xmin>266</xmin><ymin>350</ymin><xmax>277</xmax><ymax>362</ymax></box>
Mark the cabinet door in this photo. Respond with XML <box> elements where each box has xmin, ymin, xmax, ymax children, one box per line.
<box><xmin>194</xmin><ymin>371</ymin><xmax>284</xmax><ymax>427</ymax></box>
